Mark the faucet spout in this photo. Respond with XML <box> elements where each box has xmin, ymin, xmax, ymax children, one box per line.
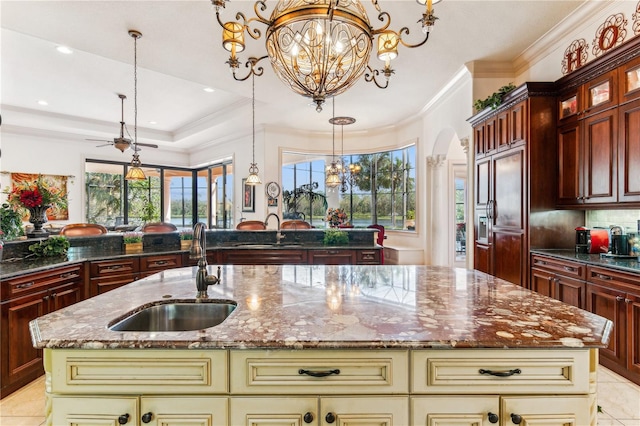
<box><xmin>264</xmin><ymin>213</ymin><xmax>284</xmax><ymax>244</ymax></box>
<box><xmin>191</xmin><ymin>222</ymin><xmax>220</xmax><ymax>299</ymax></box>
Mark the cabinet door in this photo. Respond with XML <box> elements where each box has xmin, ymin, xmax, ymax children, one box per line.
<box><xmin>492</xmin><ymin>148</ymin><xmax>524</xmax><ymax>229</ymax></box>
<box><xmin>583</xmin><ymin>70</ymin><xmax>617</xmax><ymax>117</ymax></box>
<box><xmin>530</xmin><ymin>268</ymin><xmax>553</xmax><ymax>298</ymax></box>
<box><xmin>582</xmin><ymin>108</ymin><xmax>617</xmax><ymax>204</ymax></box>
<box><xmin>411</xmin><ymin>396</ymin><xmax>498</xmax><ymax>426</ymax></box>
<box><xmin>230</xmin><ymin>397</ymin><xmax>318</xmax><ymax>426</ymax></box>
<box><xmin>475</xmin><ymin>157</ymin><xmax>491</xmax><ymax>208</ymax></box>
<box><xmin>618</xmin><ymin>99</ymin><xmax>640</xmax><ymax>202</ymax></box>
<box><xmin>496</xmin><ymin>109</ymin><xmax>510</xmax><ymax>151</ymax></box>
<box><xmin>627</xmin><ymin>291</ymin><xmax>640</xmax><ymax>377</ymax></box>
<box><xmin>48</xmin><ymin>281</ymin><xmax>83</xmax><ymax>312</ymax></box>
<box><xmin>510</xmin><ymin>100</ymin><xmax>527</xmax><ymax>147</ymax></box>
<box><xmin>1</xmin><ymin>290</ymin><xmax>46</xmax><ymax>388</ymax></box>
<box><xmin>556</xmin><ymin>275</ymin><xmax>586</xmax><ymax>309</ymax></box>
<box><xmin>320</xmin><ymin>396</ymin><xmax>408</xmax><ymax>426</ymax></box>
<box><xmin>51</xmin><ymin>395</ymin><xmax>138</xmax><ymax>426</ymax></box>
<box><xmin>484</xmin><ymin>116</ymin><xmax>497</xmax><ymax>154</ymax></box>
<box><xmin>492</xmin><ymin>231</ymin><xmax>525</xmax><ymax>286</ymax></box>
<box><xmin>474</xmin><ymin>242</ymin><xmax>491</xmax><ymax>275</ymax></box>
<box><xmin>587</xmin><ymin>282</ymin><xmax>626</xmax><ymax>367</ymax></box>
<box><xmin>474</xmin><ymin>122</ymin><xmax>485</xmax><ymax>157</ymax></box>
<box><xmin>557</xmin><ymin>120</ymin><xmax>582</xmax><ymax>205</ymax></box>
<box><xmin>501</xmin><ymin>395</ymin><xmax>591</xmax><ymax>426</ymax></box>
<box><xmin>141</xmin><ymin>396</ymin><xmax>228</xmax><ymax>426</ymax></box>
<box><xmin>140</xmin><ymin>254</ymin><xmax>182</xmax><ymax>272</ymax></box>
<box><xmin>90</xmin><ymin>274</ymin><xmax>139</xmax><ymax>296</ymax></box>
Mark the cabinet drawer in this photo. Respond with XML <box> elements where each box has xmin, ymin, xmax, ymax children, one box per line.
<box><xmin>48</xmin><ymin>349</ymin><xmax>228</xmax><ymax>394</ymax></box>
<box><xmin>356</xmin><ymin>249</ymin><xmax>380</xmax><ymax>264</ymax></box>
<box><xmin>530</xmin><ymin>254</ymin><xmax>586</xmax><ymax>280</ymax></box>
<box><xmin>90</xmin><ymin>258</ymin><xmax>139</xmax><ymax>276</ymax></box>
<box><xmin>2</xmin><ymin>264</ymin><xmax>82</xmax><ymax>300</ymax></box>
<box><xmin>411</xmin><ymin>349</ymin><xmax>590</xmax><ymax>394</ymax></box>
<box><xmin>230</xmin><ymin>349</ymin><xmax>409</xmax><ymax>394</ymax></box>
<box><xmin>140</xmin><ymin>254</ymin><xmax>182</xmax><ymax>272</ymax></box>
<box><xmin>587</xmin><ymin>265</ymin><xmax>640</xmax><ymax>291</ymax></box>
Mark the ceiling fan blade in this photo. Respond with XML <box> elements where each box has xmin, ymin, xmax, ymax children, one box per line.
<box><xmin>95</xmin><ymin>143</ymin><xmax>113</xmax><ymax>148</ymax></box>
<box><xmin>86</xmin><ymin>138</ymin><xmax>112</xmax><ymax>142</ymax></box>
<box><xmin>136</xmin><ymin>142</ymin><xmax>159</xmax><ymax>149</ymax></box>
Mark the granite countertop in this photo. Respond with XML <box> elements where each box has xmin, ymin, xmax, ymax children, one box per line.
<box><xmin>531</xmin><ymin>249</ymin><xmax>640</xmax><ymax>274</ymax></box>
<box><xmin>30</xmin><ymin>264</ymin><xmax>612</xmax><ymax>351</ymax></box>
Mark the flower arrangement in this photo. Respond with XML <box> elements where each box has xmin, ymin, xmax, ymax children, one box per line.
<box><xmin>5</xmin><ymin>174</ymin><xmax>67</xmax><ymax>211</ymax></box>
<box><xmin>123</xmin><ymin>231</ymin><xmax>143</xmax><ymax>244</ymax></box>
<box><xmin>325</xmin><ymin>208</ymin><xmax>347</xmax><ymax>228</ymax></box>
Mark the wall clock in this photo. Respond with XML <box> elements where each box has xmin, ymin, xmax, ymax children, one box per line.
<box><xmin>266</xmin><ymin>181</ymin><xmax>281</xmax><ymax>198</ymax></box>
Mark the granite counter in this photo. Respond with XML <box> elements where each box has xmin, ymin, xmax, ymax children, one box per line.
<box><xmin>30</xmin><ymin>264</ymin><xmax>611</xmax><ymax>350</ymax></box>
<box><xmin>531</xmin><ymin>248</ymin><xmax>640</xmax><ymax>274</ymax></box>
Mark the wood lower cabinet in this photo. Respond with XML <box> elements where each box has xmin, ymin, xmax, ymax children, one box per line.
<box><xmin>587</xmin><ymin>265</ymin><xmax>640</xmax><ymax>384</ymax></box>
<box><xmin>309</xmin><ymin>249</ymin><xmax>355</xmax><ymax>265</ymax></box>
<box><xmin>89</xmin><ymin>257</ymin><xmax>140</xmax><ymax>296</ymax></box>
<box><xmin>140</xmin><ymin>253</ymin><xmax>183</xmax><ymax>278</ymax></box>
<box><xmin>44</xmin><ymin>347</ymin><xmax>597</xmax><ymax>425</ymax></box>
<box><xmin>219</xmin><ymin>249</ymin><xmax>308</xmax><ymax>264</ymax></box>
<box><xmin>0</xmin><ymin>263</ymin><xmax>83</xmax><ymax>398</ymax></box>
<box><xmin>530</xmin><ymin>254</ymin><xmax>586</xmax><ymax>309</ymax></box>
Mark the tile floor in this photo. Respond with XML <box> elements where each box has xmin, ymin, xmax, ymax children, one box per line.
<box><xmin>0</xmin><ymin>366</ymin><xmax>639</xmax><ymax>425</ymax></box>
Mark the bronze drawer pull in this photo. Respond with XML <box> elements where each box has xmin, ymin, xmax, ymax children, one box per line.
<box><xmin>16</xmin><ymin>281</ymin><xmax>34</xmax><ymax>289</ymax></box>
<box><xmin>298</xmin><ymin>368</ymin><xmax>340</xmax><ymax>377</ymax></box>
<box><xmin>596</xmin><ymin>273</ymin><xmax>612</xmax><ymax>280</ymax></box>
<box><xmin>563</xmin><ymin>266</ymin><xmax>576</xmax><ymax>272</ymax></box>
<box><xmin>118</xmin><ymin>413</ymin><xmax>130</xmax><ymax>425</ymax></box>
<box><xmin>152</xmin><ymin>260</ymin><xmax>168</xmax><ymax>266</ymax></box>
<box><xmin>105</xmin><ymin>265</ymin><xmax>124</xmax><ymax>271</ymax></box>
<box><xmin>59</xmin><ymin>273</ymin><xmax>74</xmax><ymax>279</ymax></box>
<box><xmin>478</xmin><ymin>368</ymin><xmax>521</xmax><ymax>377</ymax></box>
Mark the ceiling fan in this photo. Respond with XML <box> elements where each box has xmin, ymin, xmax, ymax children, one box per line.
<box><xmin>86</xmin><ymin>94</ymin><xmax>158</xmax><ymax>152</ymax></box>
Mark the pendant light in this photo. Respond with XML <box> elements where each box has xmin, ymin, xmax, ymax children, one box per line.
<box><xmin>325</xmin><ymin>97</ymin><xmax>341</xmax><ymax>188</ymax></box>
<box><xmin>245</xmin><ymin>72</ymin><xmax>262</xmax><ymax>185</ymax></box>
<box><xmin>125</xmin><ymin>30</ymin><xmax>146</xmax><ymax>181</ymax></box>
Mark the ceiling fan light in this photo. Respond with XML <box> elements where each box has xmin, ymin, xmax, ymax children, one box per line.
<box><xmin>125</xmin><ymin>166</ymin><xmax>146</xmax><ymax>181</ymax></box>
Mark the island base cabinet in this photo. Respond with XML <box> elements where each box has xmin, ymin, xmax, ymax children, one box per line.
<box><xmin>230</xmin><ymin>396</ymin><xmax>408</xmax><ymax>426</ymax></box>
<box><xmin>50</xmin><ymin>396</ymin><xmax>228</xmax><ymax>426</ymax></box>
<box><xmin>411</xmin><ymin>395</ymin><xmax>592</xmax><ymax>425</ymax></box>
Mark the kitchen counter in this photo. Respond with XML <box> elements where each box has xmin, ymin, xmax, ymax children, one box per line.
<box><xmin>30</xmin><ymin>264</ymin><xmax>611</xmax><ymax>350</ymax></box>
<box><xmin>531</xmin><ymin>248</ymin><xmax>640</xmax><ymax>274</ymax></box>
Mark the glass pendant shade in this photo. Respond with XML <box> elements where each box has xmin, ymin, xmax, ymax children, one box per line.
<box><xmin>246</xmin><ymin>163</ymin><xmax>262</xmax><ymax>185</ymax></box>
<box><xmin>125</xmin><ymin>153</ymin><xmax>146</xmax><ymax>181</ymax></box>
<box><xmin>326</xmin><ymin>171</ymin><xmax>341</xmax><ymax>187</ymax></box>
<box><xmin>223</xmin><ymin>22</ymin><xmax>245</xmax><ymax>54</ymax></box>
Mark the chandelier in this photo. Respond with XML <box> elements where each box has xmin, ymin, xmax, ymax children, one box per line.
<box><xmin>329</xmin><ymin>115</ymin><xmax>359</xmax><ymax>193</ymax></box>
<box><xmin>212</xmin><ymin>0</ymin><xmax>441</xmax><ymax>112</ymax></box>
<box><xmin>326</xmin><ymin>97</ymin><xmax>342</xmax><ymax>188</ymax></box>
<box><xmin>245</xmin><ymin>69</ymin><xmax>262</xmax><ymax>185</ymax></box>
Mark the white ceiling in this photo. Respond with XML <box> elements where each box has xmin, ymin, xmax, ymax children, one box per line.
<box><xmin>1</xmin><ymin>0</ymin><xmax>585</xmax><ymax>153</ymax></box>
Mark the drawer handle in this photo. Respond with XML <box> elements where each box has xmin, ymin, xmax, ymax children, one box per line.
<box><xmin>616</xmin><ymin>295</ymin><xmax>625</xmax><ymax>302</ymax></box>
<box><xmin>118</xmin><ymin>413</ymin><xmax>130</xmax><ymax>425</ymax></box>
<box><xmin>152</xmin><ymin>260</ymin><xmax>168</xmax><ymax>266</ymax></box>
<box><xmin>511</xmin><ymin>413</ymin><xmax>522</xmax><ymax>424</ymax></box>
<box><xmin>141</xmin><ymin>412</ymin><xmax>153</xmax><ymax>423</ymax></box>
<box><xmin>536</xmin><ymin>260</ymin><xmax>547</xmax><ymax>265</ymax></box>
<box><xmin>298</xmin><ymin>368</ymin><xmax>340</xmax><ymax>378</ymax></box>
<box><xmin>325</xmin><ymin>412</ymin><xmax>336</xmax><ymax>424</ymax></box>
<box><xmin>16</xmin><ymin>281</ymin><xmax>34</xmax><ymax>289</ymax></box>
<box><xmin>596</xmin><ymin>273</ymin><xmax>611</xmax><ymax>280</ymax></box>
<box><xmin>563</xmin><ymin>266</ymin><xmax>576</xmax><ymax>272</ymax></box>
<box><xmin>59</xmin><ymin>272</ymin><xmax>74</xmax><ymax>279</ymax></box>
<box><xmin>478</xmin><ymin>368</ymin><xmax>521</xmax><ymax>377</ymax></box>
<box><xmin>105</xmin><ymin>265</ymin><xmax>124</xmax><ymax>271</ymax></box>
<box><xmin>488</xmin><ymin>412</ymin><xmax>499</xmax><ymax>424</ymax></box>
<box><xmin>303</xmin><ymin>412</ymin><xmax>314</xmax><ymax>423</ymax></box>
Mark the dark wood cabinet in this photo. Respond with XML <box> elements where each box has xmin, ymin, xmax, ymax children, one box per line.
<box><xmin>218</xmin><ymin>249</ymin><xmax>308</xmax><ymax>265</ymax></box>
<box><xmin>309</xmin><ymin>249</ymin><xmax>356</xmax><ymax>265</ymax></box>
<box><xmin>89</xmin><ymin>258</ymin><xmax>140</xmax><ymax>296</ymax></box>
<box><xmin>586</xmin><ymin>265</ymin><xmax>640</xmax><ymax>385</ymax></box>
<box><xmin>0</xmin><ymin>263</ymin><xmax>83</xmax><ymax>398</ymax></box>
<box><xmin>140</xmin><ymin>253</ymin><xmax>183</xmax><ymax>278</ymax></box>
<box><xmin>530</xmin><ymin>254</ymin><xmax>586</xmax><ymax>309</ymax></box>
<box><xmin>470</xmin><ymin>83</ymin><xmax>566</xmax><ymax>287</ymax></box>
<box><xmin>617</xmin><ymin>98</ymin><xmax>640</xmax><ymax>202</ymax></box>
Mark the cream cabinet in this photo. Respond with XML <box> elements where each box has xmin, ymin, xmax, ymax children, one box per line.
<box><xmin>51</xmin><ymin>395</ymin><xmax>228</xmax><ymax>426</ymax></box>
<box><xmin>43</xmin><ymin>348</ymin><xmax>598</xmax><ymax>426</ymax></box>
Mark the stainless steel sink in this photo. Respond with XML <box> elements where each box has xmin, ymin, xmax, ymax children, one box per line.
<box><xmin>108</xmin><ymin>300</ymin><xmax>236</xmax><ymax>332</ymax></box>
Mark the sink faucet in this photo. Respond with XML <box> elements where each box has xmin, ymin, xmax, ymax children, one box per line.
<box><xmin>190</xmin><ymin>222</ymin><xmax>221</xmax><ymax>299</ymax></box>
<box><xmin>264</xmin><ymin>213</ymin><xmax>284</xmax><ymax>244</ymax></box>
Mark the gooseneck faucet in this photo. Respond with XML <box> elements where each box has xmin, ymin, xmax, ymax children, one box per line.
<box><xmin>190</xmin><ymin>222</ymin><xmax>220</xmax><ymax>299</ymax></box>
<box><xmin>264</xmin><ymin>213</ymin><xmax>284</xmax><ymax>244</ymax></box>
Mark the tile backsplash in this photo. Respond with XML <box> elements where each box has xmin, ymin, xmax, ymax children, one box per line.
<box><xmin>586</xmin><ymin>209</ymin><xmax>640</xmax><ymax>234</ymax></box>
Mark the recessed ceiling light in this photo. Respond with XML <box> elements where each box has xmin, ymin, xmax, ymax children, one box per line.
<box><xmin>203</xmin><ymin>87</ymin><xmax>215</xmax><ymax>93</ymax></box>
<box><xmin>56</xmin><ymin>46</ymin><xmax>73</xmax><ymax>54</ymax></box>
<box><xmin>149</xmin><ymin>121</ymin><xmax>157</xmax><ymax>125</ymax></box>
<box><xmin>37</xmin><ymin>100</ymin><xmax>49</xmax><ymax>106</ymax></box>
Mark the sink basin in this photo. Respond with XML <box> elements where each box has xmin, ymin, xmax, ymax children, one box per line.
<box><xmin>108</xmin><ymin>300</ymin><xmax>236</xmax><ymax>332</ymax></box>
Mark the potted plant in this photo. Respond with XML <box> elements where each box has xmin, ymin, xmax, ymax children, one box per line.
<box><xmin>179</xmin><ymin>229</ymin><xmax>193</xmax><ymax>250</ymax></box>
<box><xmin>323</xmin><ymin>229</ymin><xmax>349</xmax><ymax>246</ymax></box>
<box><xmin>405</xmin><ymin>210</ymin><xmax>415</xmax><ymax>230</ymax></box>
<box><xmin>0</xmin><ymin>203</ymin><xmax>24</xmax><ymax>241</ymax></box>
<box><xmin>28</xmin><ymin>235</ymin><xmax>70</xmax><ymax>258</ymax></box>
<box><xmin>123</xmin><ymin>231</ymin><xmax>143</xmax><ymax>253</ymax></box>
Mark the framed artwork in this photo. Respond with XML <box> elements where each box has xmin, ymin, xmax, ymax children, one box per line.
<box><xmin>267</xmin><ymin>197</ymin><xmax>278</xmax><ymax>207</ymax></box>
<box><xmin>242</xmin><ymin>179</ymin><xmax>255</xmax><ymax>212</ymax></box>
<box><xmin>11</xmin><ymin>172</ymin><xmax>69</xmax><ymax>220</ymax></box>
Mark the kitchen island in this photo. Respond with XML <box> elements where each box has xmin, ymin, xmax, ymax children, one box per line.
<box><xmin>30</xmin><ymin>264</ymin><xmax>611</xmax><ymax>425</ymax></box>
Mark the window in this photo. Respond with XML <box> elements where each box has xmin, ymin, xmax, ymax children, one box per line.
<box><xmin>85</xmin><ymin>159</ymin><xmax>232</xmax><ymax>230</ymax></box>
<box><xmin>282</xmin><ymin>144</ymin><xmax>416</xmax><ymax>230</ymax></box>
